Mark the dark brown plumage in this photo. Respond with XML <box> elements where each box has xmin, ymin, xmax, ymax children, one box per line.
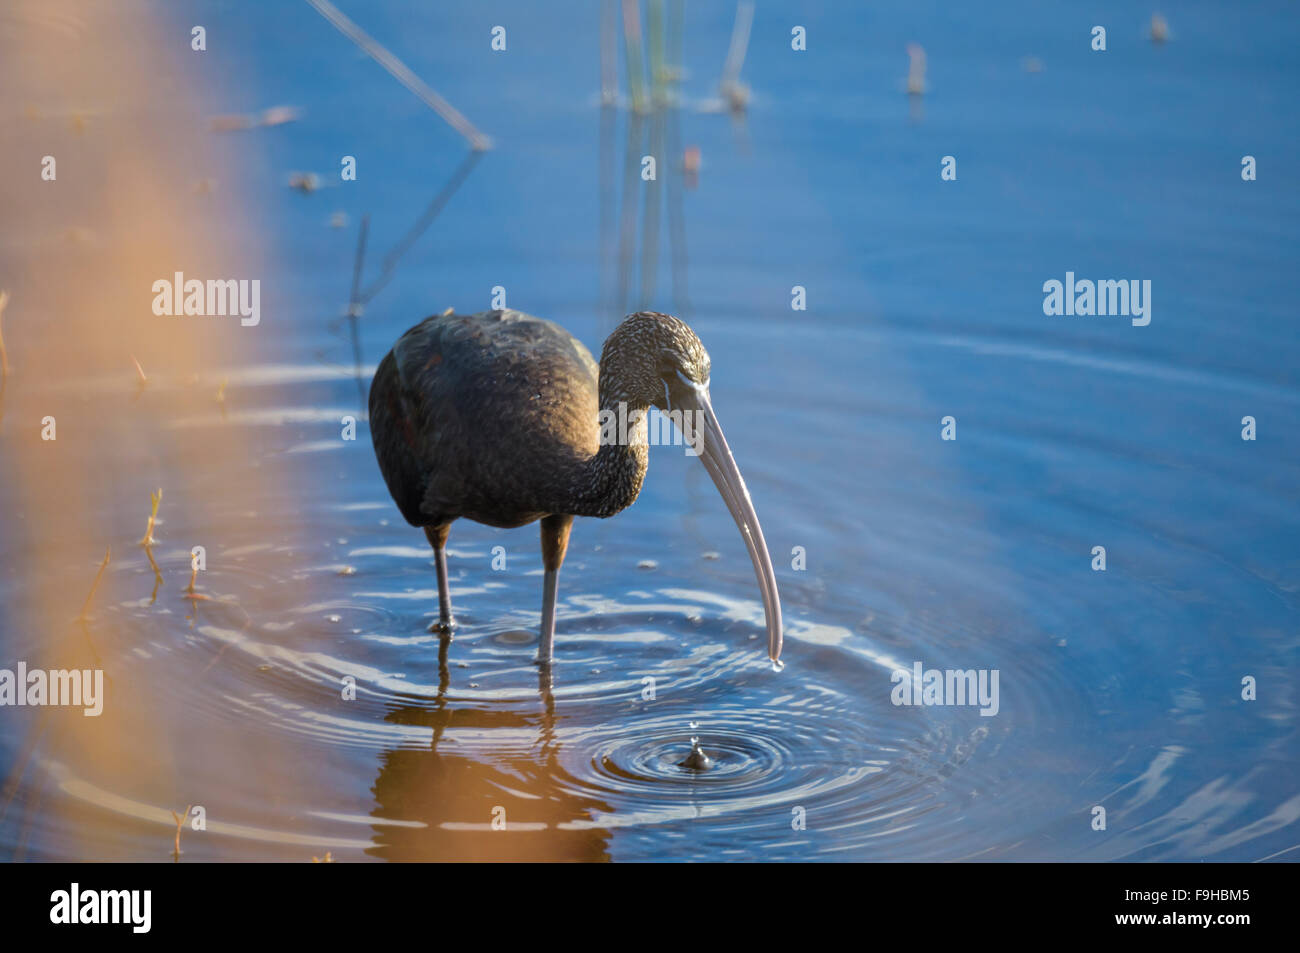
<box><xmin>369</xmin><ymin>308</ymin><xmax>783</xmax><ymax>666</ymax></box>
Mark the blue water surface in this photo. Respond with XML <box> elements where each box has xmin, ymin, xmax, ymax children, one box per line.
<box><xmin>1</xmin><ymin>0</ymin><xmax>1297</xmax><ymax>861</ymax></box>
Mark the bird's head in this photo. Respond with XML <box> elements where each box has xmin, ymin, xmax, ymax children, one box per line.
<box><xmin>598</xmin><ymin>311</ymin><xmax>710</xmax><ymax>409</ymax></box>
<box><xmin>599</xmin><ymin>311</ymin><xmax>784</xmax><ymax>665</ymax></box>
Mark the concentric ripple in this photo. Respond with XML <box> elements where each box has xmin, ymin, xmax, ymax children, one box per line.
<box><xmin>5</xmin><ymin>333</ymin><xmax>1298</xmax><ymax>861</ymax></box>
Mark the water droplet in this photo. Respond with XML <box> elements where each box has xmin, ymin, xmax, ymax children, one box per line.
<box><xmin>771</xmin><ymin>658</ymin><xmax>785</xmax><ymax>673</ymax></box>
<box><xmin>677</xmin><ymin>736</ymin><xmax>713</xmax><ymax>771</ymax></box>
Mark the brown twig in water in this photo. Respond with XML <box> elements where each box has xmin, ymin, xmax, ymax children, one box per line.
<box><xmin>622</xmin><ymin>0</ymin><xmax>648</xmax><ymax>113</ymax></box>
<box><xmin>130</xmin><ymin>354</ymin><xmax>150</xmax><ymax>403</ymax></box>
<box><xmin>356</xmin><ymin>150</ymin><xmax>482</xmax><ymax>307</ymax></box>
<box><xmin>170</xmin><ymin>804</ymin><xmax>192</xmax><ymax>859</ymax></box>
<box><xmin>719</xmin><ymin>0</ymin><xmax>755</xmax><ymax>110</ymax></box>
<box><xmin>600</xmin><ymin>0</ymin><xmax>618</xmax><ymax>105</ymax></box>
<box><xmin>146</xmin><ymin>557</ymin><xmax>163</xmax><ymax>605</ymax></box>
<box><xmin>74</xmin><ymin>618</ymin><xmax>105</xmax><ymax>671</ymax></box>
<box><xmin>139</xmin><ymin>490</ymin><xmax>164</xmax><ymax>603</ymax></box>
<box><xmin>182</xmin><ymin>563</ymin><xmax>208</xmax><ymax>604</ymax></box>
<box><xmin>139</xmin><ymin>488</ymin><xmax>162</xmax><ymax>546</ymax></box>
<box><xmin>0</xmin><ymin>290</ymin><xmax>10</xmax><ymax>379</ymax></box>
<box><xmin>77</xmin><ymin>547</ymin><xmax>112</xmax><ymax>623</ymax></box>
<box><xmin>303</xmin><ymin>0</ymin><xmax>491</xmax><ymax>151</ymax></box>
<box><xmin>0</xmin><ymin>291</ymin><xmax>9</xmax><ymax>423</ymax></box>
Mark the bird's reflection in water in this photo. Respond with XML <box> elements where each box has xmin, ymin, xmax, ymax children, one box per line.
<box><xmin>366</xmin><ymin>637</ymin><xmax>612</xmax><ymax>861</ymax></box>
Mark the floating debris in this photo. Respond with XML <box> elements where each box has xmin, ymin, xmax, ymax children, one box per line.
<box><xmin>329</xmin><ymin>211</ymin><xmax>348</xmax><ymax>229</ymax></box>
<box><xmin>312</xmin><ymin>852</ymin><xmax>335</xmax><ymax>863</ymax></box>
<box><xmin>336</xmin><ymin>565</ymin><xmax>356</xmax><ymax>576</ymax></box>
<box><xmin>210</xmin><ymin>105</ymin><xmax>301</xmax><ymax>132</ymax></box>
<box><xmin>722</xmin><ymin>81</ymin><xmax>751</xmax><ymax>115</ymax></box>
<box><xmin>1150</xmin><ymin>14</ymin><xmax>1169</xmax><ymax>44</ymax></box>
<box><xmin>683</xmin><ymin>146</ymin><xmax>702</xmax><ymax>189</ymax></box>
<box><xmin>906</xmin><ymin>43</ymin><xmax>927</xmax><ymax>95</ymax></box>
<box><xmin>701</xmin><ymin>551</ymin><xmax>720</xmax><ymax>561</ymax></box>
<box><xmin>1022</xmin><ymin>55</ymin><xmax>1044</xmax><ymax>74</ymax></box>
<box><xmin>637</xmin><ymin>559</ymin><xmax>658</xmax><ymax>570</ymax></box>
<box><xmin>258</xmin><ymin>105</ymin><xmax>301</xmax><ymax>127</ymax></box>
<box><xmin>289</xmin><ymin>172</ymin><xmax>321</xmax><ymax>194</ymax></box>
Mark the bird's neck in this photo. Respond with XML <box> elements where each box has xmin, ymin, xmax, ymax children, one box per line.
<box><xmin>563</xmin><ymin>398</ymin><xmax>650</xmax><ymax>518</ymax></box>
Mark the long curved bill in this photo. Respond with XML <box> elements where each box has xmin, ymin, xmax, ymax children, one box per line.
<box><xmin>677</xmin><ymin>381</ymin><xmax>784</xmax><ymax>663</ymax></box>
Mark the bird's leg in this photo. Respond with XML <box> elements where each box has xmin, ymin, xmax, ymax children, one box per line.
<box><xmin>537</xmin><ymin>513</ymin><xmax>574</xmax><ymax>664</ymax></box>
<box><xmin>424</xmin><ymin>523</ymin><xmax>456</xmax><ymax>634</ymax></box>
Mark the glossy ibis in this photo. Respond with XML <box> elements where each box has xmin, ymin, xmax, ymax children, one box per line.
<box><xmin>369</xmin><ymin>309</ymin><xmax>783</xmax><ymax>666</ymax></box>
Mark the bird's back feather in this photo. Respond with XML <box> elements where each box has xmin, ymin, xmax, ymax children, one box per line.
<box><xmin>370</xmin><ymin>310</ymin><xmax>600</xmax><ymax>529</ymax></box>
